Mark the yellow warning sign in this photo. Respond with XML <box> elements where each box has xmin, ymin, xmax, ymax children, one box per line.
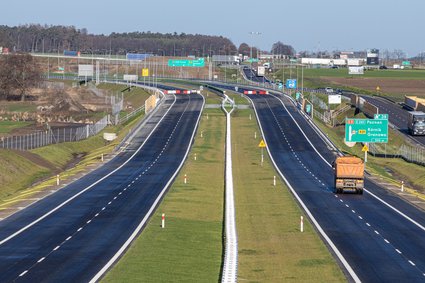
<box><xmin>362</xmin><ymin>145</ymin><xmax>369</xmax><ymax>152</ymax></box>
<box><xmin>258</xmin><ymin>139</ymin><xmax>266</xmax><ymax>148</ymax></box>
<box><xmin>142</xmin><ymin>68</ymin><xmax>149</xmax><ymax>77</ymax></box>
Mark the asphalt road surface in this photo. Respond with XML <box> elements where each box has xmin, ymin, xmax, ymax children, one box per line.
<box><xmin>359</xmin><ymin>95</ymin><xmax>425</xmax><ymax>146</ymax></box>
<box><xmin>0</xmin><ymin>93</ymin><xmax>204</xmax><ymax>282</ymax></box>
<box><xmin>247</xmin><ymin>92</ymin><xmax>425</xmax><ymax>282</ymax></box>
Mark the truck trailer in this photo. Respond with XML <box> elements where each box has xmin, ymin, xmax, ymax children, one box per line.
<box><xmin>333</xmin><ymin>156</ymin><xmax>364</xmax><ymax>194</ymax></box>
<box><xmin>408</xmin><ymin>111</ymin><xmax>425</xmax><ymax>136</ymax></box>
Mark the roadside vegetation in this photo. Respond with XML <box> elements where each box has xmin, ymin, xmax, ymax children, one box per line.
<box><xmin>0</xmin><ymin>83</ymin><xmax>150</xmax><ymax>208</ymax></box>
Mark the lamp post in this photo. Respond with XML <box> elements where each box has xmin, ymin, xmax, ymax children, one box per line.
<box><xmin>158</xmin><ymin>49</ymin><xmax>165</xmax><ymax>77</ymax></box>
<box><xmin>249</xmin><ymin>31</ymin><xmax>261</xmax><ymax>82</ymax></box>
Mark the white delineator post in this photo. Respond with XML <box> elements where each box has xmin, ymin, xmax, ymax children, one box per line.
<box><xmin>401</xmin><ymin>181</ymin><xmax>404</xmax><ymax>192</ymax></box>
<box><xmin>201</xmin><ymin>131</ymin><xmax>203</xmax><ymax>138</ymax></box>
<box><xmin>254</xmin><ymin>132</ymin><xmax>257</xmax><ymax>139</ymax></box>
<box><xmin>261</xmin><ymin>148</ymin><xmax>264</xmax><ymax>166</ymax></box>
<box><xmin>161</xmin><ymin>213</ymin><xmax>165</xmax><ymax>228</ymax></box>
<box><xmin>300</xmin><ymin>216</ymin><xmax>304</xmax><ymax>232</ymax></box>
<box><xmin>194</xmin><ymin>153</ymin><xmax>197</xmax><ymax>161</ymax></box>
<box><xmin>184</xmin><ymin>174</ymin><xmax>187</xmax><ymax>184</ymax></box>
<box><xmin>56</xmin><ymin>175</ymin><xmax>60</xmax><ymax>186</ymax></box>
<box><xmin>273</xmin><ymin>176</ymin><xmax>276</xmax><ymax>186</ymax></box>
<box><xmin>101</xmin><ymin>154</ymin><xmax>104</xmax><ymax>162</ymax></box>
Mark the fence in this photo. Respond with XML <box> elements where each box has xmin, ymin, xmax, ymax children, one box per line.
<box><xmin>118</xmin><ymin>105</ymin><xmax>145</xmax><ymax>125</ymax></box>
<box><xmin>369</xmin><ymin>142</ymin><xmax>425</xmax><ymax>166</ymax></box>
<box><xmin>0</xmin><ymin>115</ymin><xmax>109</xmax><ymax>151</ymax></box>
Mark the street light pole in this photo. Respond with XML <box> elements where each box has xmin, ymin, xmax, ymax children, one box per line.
<box><xmin>249</xmin><ymin>31</ymin><xmax>261</xmax><ymax>81</ymax></box>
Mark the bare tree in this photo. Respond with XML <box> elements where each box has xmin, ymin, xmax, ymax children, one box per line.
<box><xmin>0</xmin><ymin>54</ymin><xmax>42</xmax><ymax>101</ymax></box>
<box><xmin>393</xmin><ymin>49</ymin><xmax>406</xmax><ymax>60</ymax></box>
<box><xmin>271</xmin><ymin>41</ymin><xmax>295</xmax><ymax>56</ymax></box>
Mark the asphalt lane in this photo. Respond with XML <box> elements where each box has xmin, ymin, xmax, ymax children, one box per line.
<box><xmin>0</xmin><ymin>93</ymin><xmax>204</xmax><ymax>282</ymax></box>
<box><xmin>249</xmin><ymin>93</ymin><xmax>425</xmax><ymax>282</ymax></box>
<box><xmin>361</xmin><ymin>95</ymin><xmax>425</xmax><ymax>145</ymax></box>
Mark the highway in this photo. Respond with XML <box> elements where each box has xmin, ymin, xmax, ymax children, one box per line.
<box><xmin>246</xmin><ymin>92</ymin><xmax>425</xmax><ymax>282</ymax></box>
<box><xmin>0</xmin><ymin>92</ymin><xmax>204</xmax><ymax>282</ymax></box>
<box><xmin>359</xmin><ymin>95</ymin><xmax>425</xmax><ymax>146</ymax></box>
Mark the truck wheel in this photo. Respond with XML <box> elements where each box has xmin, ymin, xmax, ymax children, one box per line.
<box><xmin>358</xmin><ymin>189</ymin><xmax>363</xmax><ymax>195</ymax></box>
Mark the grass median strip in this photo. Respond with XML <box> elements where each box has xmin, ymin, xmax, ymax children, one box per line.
<box><xmin>232</xmin><ymin>108</ymin><xmax>345</xmax><ymax>282</ymax></box>
<box><xmin>103</xmin><ymin>108</ymin><xmax>225</xmax><ymax>282</ymax></box>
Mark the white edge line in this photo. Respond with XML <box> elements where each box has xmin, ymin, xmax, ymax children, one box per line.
<box><xmin>246</xmin><ymin>94</ymin><xmax>361</xmax><ymax>283</ymax></box>
<box><xmin>89</xmin><ymin>93</ymin><xmax>205</xmax><ymax>282</ymax></box>
<box><xmin>0</xmin><ymin>90</ymin><xmax>174</xmax><ymax>246</ymax></box>
<box><xmin>270</xmin><ymin>92</ymin><xmax>425</xmax><ymax>233</ymax></box>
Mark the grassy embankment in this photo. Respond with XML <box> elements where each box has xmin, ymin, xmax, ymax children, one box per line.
<box><xmin>0</xmin><ymin>84</ymin><xmax>151</xmax><ymax>205</ymax></box>
<box><xmin>104</xmin><ymin>92</ymin><xmax>345</xmax><ymax>282</ymax></box>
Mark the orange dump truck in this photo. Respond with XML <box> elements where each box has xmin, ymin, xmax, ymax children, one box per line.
<box><xmin>333</xmin><ymin>156</ymin><xmax>364</xmax><ymax>194</ymax></box>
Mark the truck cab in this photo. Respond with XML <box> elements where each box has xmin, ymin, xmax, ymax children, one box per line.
<box><xmin>408</xmin><ymin>111</ymin><xmax>425</xmax><ymax>136</ymax></box>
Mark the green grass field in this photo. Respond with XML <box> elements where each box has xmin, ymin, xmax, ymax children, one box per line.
<box><xmin>274</xmin><ymin>68</ymin><xmax>425</xmax><ymax>80</ymax></box>
<box><xmin>0</xmin><ymin>121</ymin><xmax>33</xmax><ymax>134</ymax></box>
<box><xmin>0</xmin><ymin>103</ymin><xmax>38</xmax><ymax>113</ymax></box>
<box><xmin>103</xmin><ymin>108</ymin><xmax>225</xmax><ymax>282</ymax></box>
<box><xmin>0</xmin><ymin>151</ymin><xmax>51</xmax><ymax>199</ymax></box>
<box><xmin>232</xmin><ymin>109</ymin><xmax>345</xmax><ymax>282</ymax></box>
<box><xmin>306</xmin><ymin>68</ymin><xmax>425</xmax><ymax>79</ymax></box>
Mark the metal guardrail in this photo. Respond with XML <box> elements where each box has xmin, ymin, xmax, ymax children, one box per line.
<box><xmin>221</xmin><ymin>93</ymin><xmax>238</xmax><ymax>283</ymax></box>
<box><xmin>118</xmin><ymin>105</ymin><xmax>145</xmax><ymax>124</ymax></box>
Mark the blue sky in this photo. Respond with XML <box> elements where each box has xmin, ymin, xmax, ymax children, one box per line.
<box><xmin>1</xmin><ymin>0</ymin><xmax>424</xmax><ymax>56</ymax></box>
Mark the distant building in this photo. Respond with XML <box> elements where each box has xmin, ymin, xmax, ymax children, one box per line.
<box><xmin>212</xmin><ymin>55</ymin><xmax>240</xmax><ymax>65</ymax></box>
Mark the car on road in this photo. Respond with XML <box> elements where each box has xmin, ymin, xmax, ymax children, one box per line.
<box><xmin>325</xmin><ymin>87</ymin><xmax>334</xmax><ymax>93</ymax></box>
<box><xmin>379</xmin><ymin>65</ymin><xmax>388</xmax><ymax>69</ymax></box>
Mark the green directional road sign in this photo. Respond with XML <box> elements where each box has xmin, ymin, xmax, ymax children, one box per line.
<box><xmin>345</xmin><ymin>118</ymin><xmax>388</xmax><ymax>143</ymax></box>
<box><xmin>168</xmin><ymin>58</ymin><xmax>205</xmax><ymax>67</ymax></box>
<box><xmin>374</xmin><ymin>114</ymin><xmax>388</xmax><ymax>120</ymax></box>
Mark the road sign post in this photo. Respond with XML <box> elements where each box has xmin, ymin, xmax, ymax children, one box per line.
<box><xmin>258</xmin><ymin>139</ymin><xmax>266</xmax><ymax>166</ymax></box>
<box><xmin>362</xmin><ymin>144</ymin><xmax>369</xmax><ymax>163</ymax></box>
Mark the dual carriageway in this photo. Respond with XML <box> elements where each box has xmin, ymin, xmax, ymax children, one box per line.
<box><xmin>0</xmin><ymin>70</ymin><xmax>424</xmax><ymax>282</ymax></box>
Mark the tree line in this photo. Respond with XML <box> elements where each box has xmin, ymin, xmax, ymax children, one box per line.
<box><xmin>0</xmin><ymin>24</ymin><xmax>238</xmax><ymax>57</ymax></box>
<box><xmin>0</xmin><ymin>24</ymin><xmax>296</xmax><ymax>57</ymax></box>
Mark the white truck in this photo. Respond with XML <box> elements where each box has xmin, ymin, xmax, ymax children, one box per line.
<box><xmin>257</xmin><ymin>66</ymin><xmax>266</xmax><ymax>76</ymax></box>
<box><xmin>408</xmin><ymin>111</ymin><xmax>425</xmax><ymax>136</ymax></box>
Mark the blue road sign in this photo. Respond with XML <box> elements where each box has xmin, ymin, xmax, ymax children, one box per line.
<box><xmin>286</xmin><ymin>79</ymin><xmax>297</xmax><ymax>89</ymax></box>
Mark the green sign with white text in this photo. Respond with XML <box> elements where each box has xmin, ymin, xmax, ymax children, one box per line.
<box><xmin>345</xmin><ymin>118</ymin><xmax>388</xmax><ymax>143</ymax></box>
<box><xmin>168</xmin><ymin>58</ymin><xmax>205</xmax><ymax>67</ymax></box>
